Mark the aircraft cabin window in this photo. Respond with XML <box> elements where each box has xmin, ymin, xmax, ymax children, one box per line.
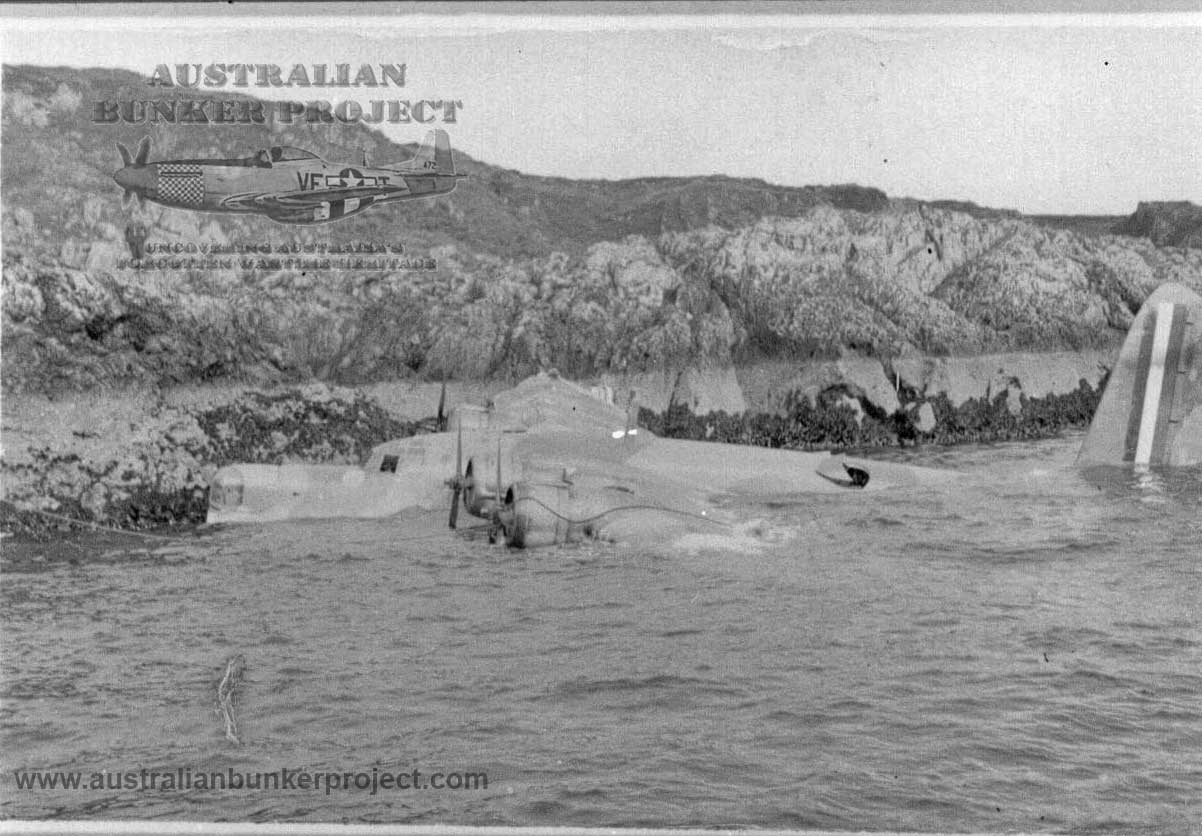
<box><xmin>379</xmin><ymin>455</ymin><xmax>399</xmax><ymax>474</ymax></box>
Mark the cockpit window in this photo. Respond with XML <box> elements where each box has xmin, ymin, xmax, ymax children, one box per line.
<box><xmin>270</xmin><ymin>146</ymin><xmax>319</xmax><ymax>162</ymax></box>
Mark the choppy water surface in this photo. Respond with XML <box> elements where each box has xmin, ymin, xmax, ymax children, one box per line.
<box><xmin>2</xmin><ymin>433</ymin><xmax>1200</xmax><ymax>832</ymax></box>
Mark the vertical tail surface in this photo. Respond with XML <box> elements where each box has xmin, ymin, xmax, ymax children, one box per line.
<box><xmin>397</xmin><ymin>129</ymin><xmax>454</xmax><ymax>174</ymax></box>
<box><xmin>1077</xmin><ymin>283</ymin><xmax>1202</xmax><ymax>467</ymax></box>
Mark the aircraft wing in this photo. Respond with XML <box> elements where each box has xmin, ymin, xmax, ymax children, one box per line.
<box><xmin>268</xmin><ymin>183</ymin><xmax>411</xmax><ymax>204</ymax></box>
<box><xmin>222</xmin><ymin>187</ymin><xmax>401</xmax><ymax>223</ymax></box>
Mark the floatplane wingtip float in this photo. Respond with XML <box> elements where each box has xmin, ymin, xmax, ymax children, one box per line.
<box><xmin>207</xmin><ymin>284</ymin><xmax>1202</xmax><ymax>546</ymax></box>
<box><xmin>114</xmin><ymin>129</ymin><xmax>464</xmax><ymax>224</ymax></box>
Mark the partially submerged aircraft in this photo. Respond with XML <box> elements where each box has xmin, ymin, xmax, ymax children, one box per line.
<box><xmin>113</xmin><ymin>130</ymin><xmax>463</xmax><ymax>224</ymax></box>
<box><xmin>206</xmin><ymin>374</ymin><xmax>952</xmax><ymax>548</ymax></box>
<box><xmin>206</xmin><ymin>284</ymin><xmax>1202</xmax><ymax>547</ymax></box>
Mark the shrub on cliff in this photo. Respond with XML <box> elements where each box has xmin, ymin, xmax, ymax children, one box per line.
<box><xmin>916</xmin><ymin>378</ymin><xmax>1102</xmax><ymax>445</ymax></box>
<box><xmin>641</xmin><ymin>389</ymin><xmax>895</xmax><ymax>452</ymax></box>
<box><xmin>922</xmin><ymin>390</ymin><xmax>1019</xmax><ymax>444</ymax></box>
<box><xmin>195</xmin><ymin>384</ymin><xmax>418</xmax><ymax>467</ymax></box>
<box><xmin>1019</xmin><ymin>378</ymin><xmax>1105</xmax><ymax>435</ymax></box>
<box><xmin>642</xmin><ymin>375</ymin><xmax>1104</xmax><ymax>453</ymax></box>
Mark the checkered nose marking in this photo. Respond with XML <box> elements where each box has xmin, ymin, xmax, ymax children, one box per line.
<box><xmin>156</xmin><ymin>164</ymin><xmax>205</xmax><ymax>207</ymax></box>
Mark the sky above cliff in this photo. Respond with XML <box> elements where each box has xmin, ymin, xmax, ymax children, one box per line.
<box><xmin>2</xmin><ymin>4</ymin><xmax>1201</xmax><ymax>215</ymax></box>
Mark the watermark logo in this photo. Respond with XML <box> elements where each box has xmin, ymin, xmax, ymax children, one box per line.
<box><xmin>12</xmin><ymin>767</ymin><xmax>488</xmax><ymax>796</ymax></box>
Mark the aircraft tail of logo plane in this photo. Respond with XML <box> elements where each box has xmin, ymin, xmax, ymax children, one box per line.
<box><xmin>113</xmin><ymin>129</ymin><xmax>464</xmax><ymax>224</ymax></box>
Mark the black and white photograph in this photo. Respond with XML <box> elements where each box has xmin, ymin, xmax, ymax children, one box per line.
<box><xmin>1</xmin><ymin>3</ymin><xmax>1200</xmax><ymax>834</ymax></box>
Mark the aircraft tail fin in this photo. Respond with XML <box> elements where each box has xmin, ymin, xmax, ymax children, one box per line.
<box><xmin>394</xmin><ymin>129</ymin><xmax>455</xmax><ymax>175</ymax></box>
<box><xmin>1077</xmin><ymin>283</ymin><xmax>1202</xmax><ymax>467</ymax></box>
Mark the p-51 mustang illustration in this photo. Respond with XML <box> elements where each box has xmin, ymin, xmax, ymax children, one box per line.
<box><xmin>113</xmin><ymin>129</ymin><xmax>464</xmax><ymax>224</ymax></box>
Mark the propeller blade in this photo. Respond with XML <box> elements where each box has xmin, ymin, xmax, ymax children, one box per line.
<box><xmin>448</xmin><ymin>418</ymin><xmax>463</xmax><ymax>529</ymax></box>
<box><xmin>134</xmin><ymin>136</ymin><xmax>151</xmax><ymax>166</ymax></box>
<box><xmin>489</xmin><ymin>437</ymin><xmax>505</xmax><ymax>545</ymax></box>
<box><xmin>436</xmin><ymin>379</ymin><xmax>447</xmax><ymax>432</ymax></box>
<box><xmin>117</xmin><ymin>142</ymin><xmax>132</xmax><ymax>168</ymax></box>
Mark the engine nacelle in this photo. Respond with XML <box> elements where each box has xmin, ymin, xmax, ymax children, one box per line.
<box><xmin>497</xmin><ymin>481</ymin><xmax>598</xmax><ymax>548</ymax></box>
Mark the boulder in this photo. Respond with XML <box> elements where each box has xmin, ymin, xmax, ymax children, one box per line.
<box><xmin>916</xmin><ymin>401</ymin><xmax>937</xmax><ymax>433</ymax></box>
<box><xmin>893</xmin><ymin>351</ymin><xmax>1112</xmax><ymax>409</ymax></box>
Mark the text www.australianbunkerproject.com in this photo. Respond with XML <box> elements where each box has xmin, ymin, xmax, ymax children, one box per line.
<box><xmin>12</xmin><ymin>767</ymin><xmax>488</xmax><ymax>795</ymax></box>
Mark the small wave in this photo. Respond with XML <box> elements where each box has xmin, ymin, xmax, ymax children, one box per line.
<box><xmin>550</xmin><ymin>673</ymin><xmax>745</xmax><ymax>702</ymax></box>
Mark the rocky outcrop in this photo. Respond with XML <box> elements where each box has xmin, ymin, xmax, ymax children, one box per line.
<box><xmin>736</xmin><ymin>358</ymin><xmax>901</xmax><ymax>417</ymax></box>
<box><xmin>597</xmin><ymin>366</ymin><xmax>748</xmax><ymax>415</ymax></box>
<box><xmin>1</xmin><ymin>253</ymin><xmax>290</xmax><ymax>391</ymax></box>
<box><xmin>1113</xmin><ymin>201</ymin><xmax>1202</xmax><ymax>249</ymax></box>
<box><xmin>8</xmin><ymin>205</ymin><xmax>1202</xmax><ymax>395</ymax></box>
<box><xmin>890</xmin><ymin>350</ymin><xmax>1112</xmax><ymax>414</ymax></box>
<box><xmin>661</xmin><ymin>208</ymin><xmax>1202</xmax><ymax>359</ymax></box>
<box><xmin>1</xmin><ymin>394</ymin><xmax>214</xmax><ymax>530</ymax></box>
<box><xmin>0</xmin><ymin>383</ymin><xmax>422</xmax><ymax>536</ymax></box>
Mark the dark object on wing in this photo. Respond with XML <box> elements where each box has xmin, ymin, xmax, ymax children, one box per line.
<box><xmin>844</xmin><ymin>464</ymin><xmax>870</xmax><ymax>487</ymax></box>
<box><xmin>816</xmin><ymin>460</ymin><xmax>870</xmax><ymax>489</ymax></box>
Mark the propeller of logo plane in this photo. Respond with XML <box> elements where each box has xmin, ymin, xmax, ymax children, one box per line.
<box><xmin>115</xmin><ymin>137</ymin><xmax>153</xmax><ymax>208</ymax></box>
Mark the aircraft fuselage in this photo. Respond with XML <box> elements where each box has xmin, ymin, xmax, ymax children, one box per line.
<box><xmin>112</xmin><ymin>131</ymin><xmax>461</xmax><ymax>223</ymax></box>
<box><xmin>115</xmin><ymin>158</ymin><xmax>454</xmax><ymax>223</ymax></box>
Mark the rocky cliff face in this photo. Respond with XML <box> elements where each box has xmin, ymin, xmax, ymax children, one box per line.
<box><xmin>1112</xmin><ymin>201</ymin><xmax>1202</xmax><ymax>249</ymax></box>
<box><xmin>4</xmin><ymin>63</ymin><xmax>1202</xmax><ymax>396</ymax></box>
<box><xmin>657</xmin><ymin>207</ymin><xmax>1202</xmax><ymax>360</ymax></box>
<box><xmin>7</xmin><ymin>202</ymin><xmax>1202</xmax><ymax>393</ymax></box>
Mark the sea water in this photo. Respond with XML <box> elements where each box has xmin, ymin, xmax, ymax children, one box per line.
<box><xmin>2</xmin><ymin>432</ymin><xmax>1200</xmax><ymax>833</ymax></box>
